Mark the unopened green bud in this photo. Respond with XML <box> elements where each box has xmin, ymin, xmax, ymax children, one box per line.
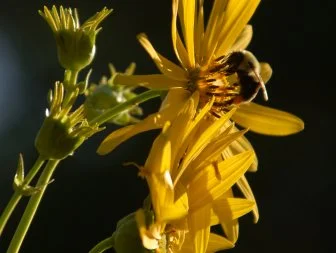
<box><xmin>35</xmin><ymin>82</ymin><xmax>102</xmax><ymax>160</ymax></box>
<box><xmin>84</xmin><ymin>63</ymin><xmax>143</xmax><ymax>125</ymax></box>
<box><xmin>112</xmin><ymin>212</ymin><xmax>153</xmax><ymax>253</ymax></box>
<box><xmin>56</xmin><ymin>30</ymin><xmax>96</xmax><ymax>71</ymax></box>
<box><xmin>39</xmin><ymin>6</ymin><xmax>112</xmax><ymax>71</ymax></box>
<box><xmin>35</xmin><ymin>116</ymin><xmax>85</xmax><ymax>160</ymax></box>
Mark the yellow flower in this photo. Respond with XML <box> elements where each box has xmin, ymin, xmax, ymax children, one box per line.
<box><xmin>134</xmin><ymin>93</ymin><xmax>256</xmax><ymax>252</ymax></box>
<box><xmin>98</xmin><ymin>0</ymin><xmax>304</xmax><ymax>156</ymax></box>
<box><xmin>39</xmin><ymin>6</ymin><xmax>112</xmax><ymax>71</ymax></box>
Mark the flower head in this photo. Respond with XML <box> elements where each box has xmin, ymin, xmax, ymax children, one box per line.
<box><xmin>132</xmin><ymin>93</ymin><xmax>256</xmax><ymax>252</ymax></box>
<box><xmin>39</xmin><ymin>6</ymin><xmax>112</xmax><ymax>71</ymax></box>
<box><xmin>98</xmin><ymin>0</ymin><xmax>303</xmax><ymax>156</ymax></box>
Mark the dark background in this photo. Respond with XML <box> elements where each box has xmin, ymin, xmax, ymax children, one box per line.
<box><xmin>0</xmin><ymin>0</ymin><xmax>334</xmax><ymax>252</ymax></box>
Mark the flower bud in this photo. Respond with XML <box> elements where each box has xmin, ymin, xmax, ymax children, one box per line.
<box><xmin>39</xmin><ymin>6</ymin><xmax>112</xmax><ymax>71</ymax></box>
<box><xmin>84</xmin><ymin>63</ymin><xmax>143</xmax><ymax>125</ymax></box>
<box><xmin>35</xmin><ymin>82</ymin><xmax>102</xmax><ymax>159</ymax></box>
<box><xmin>112</xmin><ymin>212</ymin><xmax>153</xmax><ymax>253</ymax></box>
<box><xmin>35</xmin><ymin>116</ymin><xmax>85</xmax><ymax>160</ymax></box>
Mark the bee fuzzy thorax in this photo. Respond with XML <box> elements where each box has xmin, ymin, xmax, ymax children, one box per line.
<box><xmin>188</xmin><ymin>50</ymin><xmax>268</xmax><ymax>114</ymax></box>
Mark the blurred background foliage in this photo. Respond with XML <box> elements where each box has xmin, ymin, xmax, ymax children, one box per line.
<box><xmin>0</xmin><ymin>0</ymin><xmax>334</xmax><ymax>252</ymax></box>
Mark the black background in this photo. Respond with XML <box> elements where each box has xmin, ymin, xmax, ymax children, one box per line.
<box><xmin>0</xmin><ymin>0</ymin><xmax>334</xmax><ymax>252</ymax></box>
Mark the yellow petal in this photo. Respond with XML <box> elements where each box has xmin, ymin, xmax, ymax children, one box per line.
<box><xmin>189</xmin><ymin>129</ymin><xmax>248</xmax><ymax>174</ymax></box>
<box><xmin>201</xmin><ymin>0</ymin><xmax>228</xmax><ymax>62</ymax></box>
<box><xmin>223</xmin><ymin>132</ymin><xmax>258</xmax><ymax>172</ymax></box>
<box><xmin>149</xmin><ymin>175</ymin><xmax>188</xmax><ymax>222</ymax></box>
<box><xmin>145</xmin><ymin>124</ymin><xmax>171</xmax><ymax>174</ymax></box>
<box><xmin>189</xmin><ymin>204</ymin><xmax>211</xmax><ymax>253</ymax></box>
<box><xmin>188</xmin><ymin>151</ymin><xmax>255</xmax><ymax>211</ymax></box>
<box><xmin>172</xmin><ymin>0</ymin><xmax>190</xmax><ymax>68</ymax></box>
<box><xmin>206</xmin><ymin>233</ymin><xmax>234</xmax><ymax>253</ymax></box>
<box><xmin>213</xmin><ymin>198</ymin><xmax>255</xmax><ymax>221</ymax></box>
<box><xmin>97</xmin><ymin>88</ymin><xmax>190</xmax><ymax>155</ymax></box>
<box><xmin>182</xmin><ymin>0</ymin><xmax>196</xmax><ymax>67</ymax></box>
<box><xmin>230</xmin><ymin>24</ymin><xmax>253</xmax><ymax>51</ymax></box>
<box><xmin>137</xmin><ymin>33</ymin><xmax>187</xmax><ymax>81</ymax></box>
<box><xmin>233</xmin><ymin>103</ymin><xmax>304</xmax><ymax>136</ymax></box>
<box><xmin>166</xmin><ymin>96</ymin><xmax>198</xmax><ymax>173</ymax></box>
<box><xmin>114</xmin><ymin>74</ymin><xmax>186</xmax><ymax>89</ymax></box>
<box><xmin>171</xmin><ymin>96</ymin><xmax>214</xmax><ymax>176</ymax></box>
<box><xmin>236</xmin><ymin>175</ymin><xmax>259</xmax><ymax>223</ymax></box>
<box><xmin>215</xmin><ymin>0</ymin><xmax>260</xmax><ymax>56</ymax></box>
<box><xmin>210</xmin><ymin>190</ymin><xmax>239</xmax><ymax>243</ymax></box>
<box><xmin>195</xmin><ymin>0</ymin><xmax>204</xmax><ymax>64</ymax></box>
<box><xmin>175</xmin><ymin>109</ymin><xmax>236</xmax><ymax>185</ymax></box>
<box><xmin>179</xmin><ymin>234</ymin><xmax>195</xmax><ymax>253</ymax></box>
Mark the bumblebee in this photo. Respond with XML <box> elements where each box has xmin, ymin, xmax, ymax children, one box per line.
<box><xmin>203</xmin><ymin>50</ymin><xmax>268</xmax><ymax>112</ymax></box>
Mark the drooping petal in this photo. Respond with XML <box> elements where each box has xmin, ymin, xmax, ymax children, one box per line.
<box><xmin>171</xmin><ymin>94</ymin><xmax>212</xmax><ymax>178</ymax></box>
<box><xmin>149</xmin><ymin>175</ymin><xmax>188</xmax><ymax>222</ymax></box>
<box><xmin>174</xmin><ymin>109</ymin><xmax>235</xmax><ymax>185</ymax></box>
<box><xmin>215</xmin><ymin>0</ymin><xmax>261</xmax><ymax>56</ymax></box>
<box><xmin>236</xmin><ymin>175</ymin><xmax>259</xmax><ymax>223</ymax></box>
<box><xmin>113</xmin><ymin>74</ymin><xmax>186</xmax><ymax>89</ymax></box>
<box><xmin>145</xmin><ymin>122</ymin><xmax>171</xmax><ymax>174</ymax></box>
<box><xmin>233</xmin><ymin>103</ymin><xmax>304</xmax><ymax>136</ymax></box>
<box><xmin>174</xmin><ymin>109</ymin><xmax>236</xmax><ymax>185</ymax></box>
<box><xmin>223</xmin><ymin>132</ymin><xmax>258</xmax><ymax>172</ymax></box>
<box><xmin>206</xmin><ymin>233</ymin><xmax>234</xmax><ymax>252</ymax></box>
<box><xmin>210</xmin><ymin>189</ymin><xmax>239</xmax><ymax>243</ymax></box>
<box><xmin>214</xmin><ymin>198</ymin><xmax>255</xmax><ymax>221</ymax></box>
<box><xmin>230</xmin><ymin>24</ymin><xmax>253</xmax><ymax>51</ymax></box>
<box><xmin>188</xmin><ymin>150</ymin><xmax>255</xmax><ymax>211</ymax></box>
<box><xmin>137</xmin><ymin>33</ymin><xmax>188</xmax><ymax>81</ymax></box>
<box><xmin>166</xmin><ymin>96</ymin><xmax>198</xmax><ymax>173</ymax></box>
<box><xmin>189</xmin><ymin>204</ymin><xmax>211</xmax><ymax>253</ymax></box>
<box><xmin>189</xmin><ymin>129</ymin><xmax>248</xmax><ymax>174</ymax></box>
<box><xmin>97</xmin><ymin>88</ymin><xmax>190</xmax><ymax>155</ymax></box>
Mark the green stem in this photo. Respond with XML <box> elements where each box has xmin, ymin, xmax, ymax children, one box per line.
<box><xmin>89</xmin><ymin>89</ymin><xmax>163</xmax><ymax>126</ymax></box>
<box><xmin>64</xmin><ymin>69</ymin><xmax>79</xmax><ymax>87</ymax></box>
<box><xmin>63</xmin><ymin>69</ymin><xmax>80</xmax><ymax>108</ymax></box>
<box><xmin>88</xmin><ymin>235</ymin><xmax>115</xmax><ymax>253</ymax></box>
<box><xmin>68</xmin><ymin>70</ymin><xmax>79</xmax><ymax>86</ymax></box>
<box><xmin>0</xmin><ymin>156</ymin><xmax>45</xmax><ymax>236</ymax></box>
<box><xmin>6</xmin><ymin>159</ymin><xmax>60</xmax><ymax>253</ymax></box>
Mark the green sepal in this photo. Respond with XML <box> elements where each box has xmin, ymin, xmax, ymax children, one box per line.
<box><xmin>56</xmin><ymin>29</ymin><xmax>96</xmax><ymax>71</ymax></box>
<box><xmin>77</xmin><ymin>69</ymin><xmax>92</xmax><ymax>94</ymax></box>
<box><xmin>35</xmin><ymin>117</ymin><xmax>85</xmax><ymax>160</ymax></box>
<box><xmin>14</xmin><ymin>154</ymin><xmax>25</xmax><ymax>185</ymax></box>
<box><xmin>12</xmin><ymin>154</ymin><xmax>49</xmax><ymax>196</ymax></box>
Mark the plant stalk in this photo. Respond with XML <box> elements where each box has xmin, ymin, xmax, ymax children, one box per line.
<box><xmin>6</xmin><ymin>159</ymin><xmax>60</xmax><ymax>253</ymax></box>
<box><xmin>0</xmin><ymin>156</ymin><xmax>45</xmax><ymax>236</ymax></box>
